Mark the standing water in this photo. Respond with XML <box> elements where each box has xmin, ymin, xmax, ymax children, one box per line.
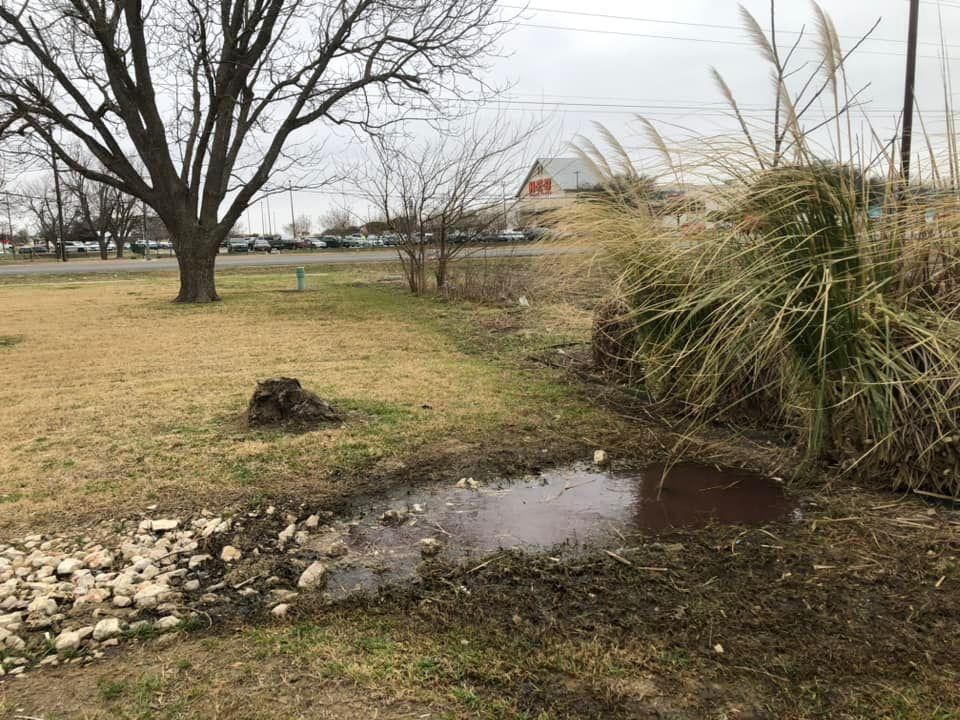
<box><xmin>313</xmin><ymin>463</ymin><xmax>794</xmax><ymax>597</ymax></box>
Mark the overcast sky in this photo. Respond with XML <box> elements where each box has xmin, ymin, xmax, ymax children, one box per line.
<box><xmin>7</xmin><ymin>0</ymin><xmax>957</xmax><ymax>234</ymax></box>
<box><xmin>270</xmin><ymin>0</ymin><xmax>957</xmax><ymax>233</ymax></box>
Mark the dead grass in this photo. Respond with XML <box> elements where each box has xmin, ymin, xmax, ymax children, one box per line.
<box><xmin>1</xmin><ymin>263</ymin><xmax>956</xmax><ymax>720</ymax></box>
<box><xmin>0</xmin><ymin>267</ymin><xmax>617</xmax><ymax>534</ymax></box>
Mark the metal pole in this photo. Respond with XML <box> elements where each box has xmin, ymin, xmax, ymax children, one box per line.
<box><xmin>501</xmin><ymin>181</ymin><xmax>507</xmax><ymax>231</ymax></box>
<box><xmin>265</xmin><ymin>195</ymin><xmax>273</xmax><ymax>236</ymax></box>
<box><xmin>260</xmin><ymin>200</ymin><xmax>266</xmax><ymax>235</ymax></box>
<box><xmin>288</xmin><ymin>182</ymin><xmax>296</xmax><ymax>240</ymax></box>
<box><xmin>142</xmin><ymin>199</ymin><xmax>149</xmax><ymax>260</ymax></box>
<box><xmin>5</xmin><ymin>192</ymin><xmax>13</xmax><ymax>257</ymax></box>
<box><xmin>51</xmin><ymin>148</ymin><xmax>67</xmax><ymax>262</ymax></box>
<box><xmin>900</xmin><ymin>0</ymin><xmax>920</xmax><ymax>184</ymax></box>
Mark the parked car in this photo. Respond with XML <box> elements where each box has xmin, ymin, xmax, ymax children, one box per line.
<box><xmin>62</xmin><ymin>241</ymin><xmax>87</xmax><ymax>255</ymax></box>
<box><xmin>129</xmin><ymin>240</ymin><xmax>163</xmax><ymax>254</ymax></box>
<box><xmin>16</xmin><ymin>245</ymin><xmax>50</xmax><ymax>255</ymax></box>
<box><xmin>268</xmin><ymin>236</ymin><xmax>303</xmax><ymax>250</ymax></box>
<box><xmin>227</xmin><ymin>237</ymin><xmax>251</xmax><ymax>253</ymax></box>
<box><xmin>252</xmin><ymin>237</ymin><xmax>273</xmax><ymax>252</ymax></box>
<box><xmin>304</xmin><ymin>237</ymin><xmax>326</xmax><ymax>249</ymax></box>
<box><xmin>497</xmin><ymin>230</ymin><xmax>526</xmax><ymax>243</ymax></box>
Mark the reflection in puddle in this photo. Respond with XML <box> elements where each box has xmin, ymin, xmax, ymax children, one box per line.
<box><xmin>322</xmin><ymin>463</ymin><xmax>793</xmax><ymax>598</ymax></box>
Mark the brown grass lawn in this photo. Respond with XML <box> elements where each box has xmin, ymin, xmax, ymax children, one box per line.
<box><xmin>0</xmin><ymin>266</ymin><xmax>616</xmax><ymax>535</ymax></box>
<box><xmin>0</xmin><ymin>265</ymin><xmax>957</xmax><ymax>720</ymax></box>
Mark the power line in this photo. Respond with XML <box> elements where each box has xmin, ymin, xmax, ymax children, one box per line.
<box><xmin>515</xmin><ymin>22</ymin><xmax>954</xmax><ymax>60</ymax></box>
<box><xmin>495</xmin><ymin>96</ymin><xmax>947</xmax><ymax>115</ymax></box>
<box><xmin>505</xmin><ymin>4</ymin><xmax>960</xmax><ymax>50</ymax></box>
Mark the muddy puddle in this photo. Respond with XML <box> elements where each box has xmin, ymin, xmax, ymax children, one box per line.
<box><xmin>317</xmin><ymin>463</ymin><xmax>794</xmax><ymax>598</ymax></box>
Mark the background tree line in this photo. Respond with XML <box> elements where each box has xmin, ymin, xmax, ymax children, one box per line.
<box><xmin>8</xmin><ymin>170</ymin><xmax>139</xmax><ymax>258</ymax></box>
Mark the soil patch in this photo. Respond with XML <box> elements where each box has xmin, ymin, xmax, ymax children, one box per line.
<box><xmin>3</xmin><ymin>483</ymin><xmax>956</xmax><ymax>720</ymax></box>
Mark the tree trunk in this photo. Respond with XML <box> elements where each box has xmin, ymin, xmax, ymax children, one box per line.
<box><xmin>435</xmin><ymin>255</ymin><xmax>448</xmax><ymax>292</ymax></box>
<box><xmin>435</xmin><ymin>227</ymin><xmax>450</xmax><ymax>293</ymax></box>
<box><xmin>116</xmin><ymin>240</ymin><xmax>125</xmax><ymax>258</ymax></box>
<box><xmin>175</xmin><ymin>244</ymin><xmax>220</xmax><ymax>303</ymax></box>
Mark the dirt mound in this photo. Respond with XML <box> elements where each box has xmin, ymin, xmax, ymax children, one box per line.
<box><xmin>247</xmin><ymin>377</ymin><xmax>342</xmax><ymax>427</ymax></box>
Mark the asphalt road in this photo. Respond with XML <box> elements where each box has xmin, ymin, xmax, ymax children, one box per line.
<box><xmin>0</xmin><ymin>245</ymin><xmax>569</xmax><ymax>277</ymax></box>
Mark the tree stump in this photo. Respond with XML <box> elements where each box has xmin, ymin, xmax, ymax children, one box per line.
<box><xmin>247</xmin><ymin>377</ymin><xmax>343</xmax><ymax>427</ymax></box>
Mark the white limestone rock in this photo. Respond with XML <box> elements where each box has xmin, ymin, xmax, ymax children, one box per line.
<box><xmin>297</xmin><ymin>562</ymin><xmax>327</xmax><ymax>589</ymax></box>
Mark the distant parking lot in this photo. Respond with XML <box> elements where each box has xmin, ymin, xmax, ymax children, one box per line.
<box><xmin>0</xmin><ymin>244</ymin><xmax>577</xmax><ymax>277</ymax></box>
<box><xmin>2</xmin><ymin>230</ymin><xmax>544</xmax><ymax>262</ymax></box>
<box><xmin>223</xmin><ymin>229</ymin><xmax>543</xmax><ymax>253</ymax></box>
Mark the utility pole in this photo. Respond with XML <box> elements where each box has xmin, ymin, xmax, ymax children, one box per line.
<box><xmin>500</xmin><ymin>181</ymin><xmax>507</xmax><ymax>231</ymax></box>
<box><xmin>51</xmin><ymin>148</ymin><xmax>67</xmax><ymax>262</ymax></box>
<box><xmin>900</xmin><ymin>0</ymin><xmax>920</xmax><ymax>184</ymax></box>
<box><xmin>288</xmin><ymin>182</ymin><xmax>296</xmax><ymax>239</ymax></box>
<box><xmin>265</xmin><ymin>194</ymin><xmax>273</xmax><ymax>236</ymax></box>
<box><xmin>260</xmin><ymin>200</ymin><xmax>266</xmax><ymax>236</ymax></box>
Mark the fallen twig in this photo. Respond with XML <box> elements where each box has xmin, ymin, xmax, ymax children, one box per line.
<box><xmin>232</xmin><ymin>573</ymin><xmax>263</xmax><ymax>590</ymax></box>
<box><xmin>466</xmin><ymin>554</ymin><xmax>504</xmax><ymax>574</ymax></box>
<box><xmin>544</xmin><ymin>477</ymin><xmax>598</xmax><ymax>503</ymax></box>
<box><xmin>604</xmin><ymin>550</ymin><xmax>668</xmax><ymax>572</ymax></box>
<box><xmin>912</xmin><ymin>488</ymin><xmax>960</xmax><ymax>503</ymax></box>
<box><xmin>890</xmin><ymin>518</ymin><xmax>937</xmax><ymax>530</ymax></box>
<box><xmin>756</xmin><ymin>528</ymin><xmax>783</xmax><ymax>543</ymax></box>
<box><xmin>604</xmin><ymin>549</ymin><xmax>633</xmax><ymax>567</ymax></box>
<box><xmin>813</xmin><ymin>516</ymin><xmax>862</xmax><ymax>525</ymax></box>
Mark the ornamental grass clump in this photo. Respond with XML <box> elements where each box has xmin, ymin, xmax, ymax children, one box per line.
<box><xmin>556</xmin><ymin>3</ymin><xmax>960</xmax><ymax>495</ymax></box>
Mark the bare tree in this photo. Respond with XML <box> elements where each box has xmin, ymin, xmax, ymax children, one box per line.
<box><xmin>105</xmin><ymin>187</ymin><xmax>139</xmax><ymax>258</ymax></box>
<box><xmin>64</xmin><ymin>171</ymin><xmax>109</xmax><ymax>259</ymax></box>
<box><xmin>19</xmin><ymin>176</ymin><xmax>75</xmax><ymax>251</ymax></box>
<box><xmin>62</xmin><ymin>161</ymin><xmax>141</xmax><ymax>258</ymax></box>
<box><xmin>359</xmin><ymin>114</ymin><xmax>535</xmax><ymax>294</ymax></box>
<box><xmin>0</xmin><ymin>0</ymin><xmax>510</xmax><ymax>301</ymax></box>
<box><xmin>284</xmin><ymin>213</ymin><xmax>313</xmax><ymax>238</ymax></box>
<box><xmin>319</xmin><ymin>207</ymin><xmax>356</xmax><ymax>236</ymax></box>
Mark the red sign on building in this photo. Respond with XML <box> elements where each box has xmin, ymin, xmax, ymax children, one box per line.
<box><xmin>527</xmin><ymin>178</ymin><xmax>552</xmax><ymax>196</ymax></box>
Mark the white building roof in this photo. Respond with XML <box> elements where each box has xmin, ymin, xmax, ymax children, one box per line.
<box><xmin>516</xmin><ymin>157</ymin><xmax>603</xmax><ymax>197</ymax></box>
